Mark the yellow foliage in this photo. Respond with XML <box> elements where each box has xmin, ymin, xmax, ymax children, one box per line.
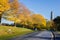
<box><xmin>32</xmin><ymin>14</ymin><xmax>46</xmax><ymax>27</ymax></box>
<box><xmin>0</xmin><ymin>0</ymin><xmax>46</xmax><ymax>29</ymax></box>
<box><xmin>9</xmin><ymin>0</ymin><xmax>19</xmax><ymax>14</ymax></box>
<box><xmin>2</xmin><ymin>0</ymin><xmax>20</xmax><ymax>23</ymax></box>
<box><xmin>0</xmin><ymin>0</ymin><xmax>10</xmax><ymax>12</ymax></box>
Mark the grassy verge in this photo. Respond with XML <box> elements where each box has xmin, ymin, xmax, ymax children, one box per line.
<box><xmin>0</xmin><ymin>25</ymin><xmax>33</xmax><ymax>40</ymax></box>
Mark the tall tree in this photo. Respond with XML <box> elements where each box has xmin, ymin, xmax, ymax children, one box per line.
<box><xmin>18</xmin><ymin>4</ymin><xmax>33</xmax><ymax>28</ymax></box>
<box><xmin>2</xmin><ymin>0</ymin><xmax>20</xmax><ymax>26</ymax></box>
<box><xmin>0</xmin><ymin>0</ymin><xmax>10</xmax><ymax>23</ymax></box>
<box><xmin>53</xmin><ymin>16</ymin><xmax>60</xmax><ymax>31</ymax></box>
<box><xmin>31</xmin><ymin>14</ymin><xmax>46</xmax><ymax>30</ymax></box>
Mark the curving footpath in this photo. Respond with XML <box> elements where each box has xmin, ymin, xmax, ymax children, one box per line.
<box><xmin>9</xmin><ymin>31</ymin><xmax>60</xmax><ymax>40</ymax></box>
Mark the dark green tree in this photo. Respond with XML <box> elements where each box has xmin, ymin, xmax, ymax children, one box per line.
<box><xmin>53</xmin><ymin>16</ymin><xmax>60</xmax><ymax>31</ymax></box>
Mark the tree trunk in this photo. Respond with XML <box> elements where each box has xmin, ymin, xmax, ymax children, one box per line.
<box><xmin>0</xmin><ymin>14</ymin><xmax>2</xmax><ymax>23</ymax></box>
<box><xmin>14</xmin><ymin>23</ymin><xmax>16</xmax><ymax>27</ymax></box>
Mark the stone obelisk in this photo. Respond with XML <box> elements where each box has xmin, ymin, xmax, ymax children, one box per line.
<box><xmin>51</xmin><ymin>11</ymin><xmax>53</xmax><ymax>20</ymax></box>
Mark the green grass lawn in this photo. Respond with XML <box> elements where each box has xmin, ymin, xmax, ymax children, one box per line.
<box><xmin>0</xmin><ymin>25</ymin><xmax>33</xmax><ymax>40</ymax></box>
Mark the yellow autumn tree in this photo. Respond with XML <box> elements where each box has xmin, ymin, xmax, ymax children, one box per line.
<box><xmin>8</xmin><ymin>0</ymin><xmax>20</xmax><ymax>22</ymax></box>
<box><xmin>0</xmin><ymin>0</ymin><xmax>10</xmax><ymax>23</ymax></box>
<box><xmin>17</xmin><ymin>4</ymin><xmax>33</xmax><ymax>28</ymax></box>
<box><xmin>2</xmin><ymin>0</ymin><xmax>32</xmax><ymax>27</ymax></box>
<box><xmin>2</xmin><ymin>0</ymin><xmax>20</xmax><ymax>25</ymax></box>
<box><xmin>31</xmin><ymin>14</ymin><xmax>46</xmax><ymax>30</ymax></box>
<box><xmin>18</xmin><ymin>13</ymin><xmax>33</xmax><ymax>28</ymax></box>
<box><xmin>0</xmin><ymin>0</ymin><xmax>10</xmax><ymax>12</ymax></box>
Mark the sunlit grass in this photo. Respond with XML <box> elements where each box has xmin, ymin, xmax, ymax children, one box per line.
<box><xmin>0</xmin><ymin>25</ymin><xmax>33</xmax><ymax>40</ymax></box>
<box><xmin>58</xmin><ymin>32</ymin><xmax>60</xmax><ymax>34</ymax></box>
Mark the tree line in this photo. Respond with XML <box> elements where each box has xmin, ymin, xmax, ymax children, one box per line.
<box><xmin>0</xmin><ymin>0</ymin><xmax>60</xmax><ymax>31</ymax></box>
<box><xmin>0</xmin><ymin>0</ymin><xmax>46</xmax><ymax>30</ymax></box>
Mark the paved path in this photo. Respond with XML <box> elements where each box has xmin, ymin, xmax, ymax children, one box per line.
<box><xmin>10</xmin><ymin>31</ymin><xmax>55</xmax><ymax>40</ymax></box>
<box><xmin>53</xmin><ymin>32</ymin><xmax>60</xmax><ymax>40</ymax></box>
<box><xmin>21</xmin><ymin>31</ymin><xmax>54</xmax><ymax>40</ymax></box>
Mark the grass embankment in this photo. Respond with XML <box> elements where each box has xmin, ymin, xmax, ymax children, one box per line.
<box><xmin>0</xmin><ymin>25</ymin><xmax>33</xmax><ymax>40</ymax></box>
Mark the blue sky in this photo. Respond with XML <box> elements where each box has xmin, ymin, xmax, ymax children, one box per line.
<box><xmin>18</xmin><ymin>0</ymin><xmax>60</xmax><ymax>20</ymax></box>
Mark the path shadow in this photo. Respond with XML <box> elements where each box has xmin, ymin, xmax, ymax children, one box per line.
<box><xmin>24</xmin><ymin>36</ymin><xmax>53</xmax><ymax>39</ymax></box>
